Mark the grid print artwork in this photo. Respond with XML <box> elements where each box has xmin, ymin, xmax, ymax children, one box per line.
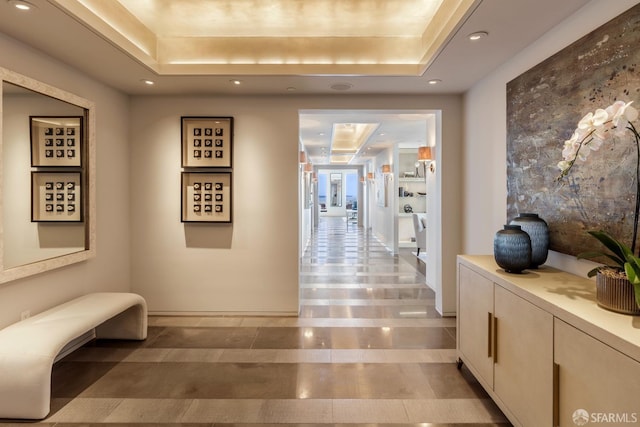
<box><xmin>32</xmin><ymin>171</ymin><xmax>82</xmax><ymax>222</ymax></box>
<box><xmin>31</xmin><ymin>116</ymin><xmax>82</xmax><ymax>167</ymax></box>
<box><xmin>181</xmin><ymin>117</ymin><xmax>232</xmax><ymax>168</ymax></box>
<box><xmin>182</xmin><ymin>172</ymin><xmax>231</xmax><ymax>222</ymax></box>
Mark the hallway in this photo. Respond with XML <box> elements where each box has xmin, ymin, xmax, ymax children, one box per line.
<box><xmin>23</xmin><ymin>217</ymin><xmax>509</xmax><ymax>425</ymax></box>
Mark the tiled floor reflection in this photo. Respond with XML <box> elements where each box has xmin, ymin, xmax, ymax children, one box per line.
<box><xmin>10</xmin><ymin>217</ymin><xmax>510</xmax><ymax>426</ymax></box>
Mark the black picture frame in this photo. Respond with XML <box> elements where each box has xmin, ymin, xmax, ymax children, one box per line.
<box><xmin>31</xmin><ymin>171</ymin><xmax>83</xmax><ymax>222</ymax></box>
<box><xmin>181</xmin><ymin>117</ymin><xmax>233</xmax><ymax>168</ymax></box>
<box><xmin>30</xmin><ymin>116</ymin><xmax>83</xmax><ymax>167</ymax></box>
<box><xmin>181</xmin><ymin>171</ymin><xmax>232</xmax><ymax>223</ymax></box>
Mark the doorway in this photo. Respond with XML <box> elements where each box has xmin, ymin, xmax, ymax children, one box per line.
<box><xmin>298</xmin><ymin>109</ymin><xmax>445</xmax><ymax>314</ymax></box>
<box><xmin>318</xmin><ymin>169</ymin><xmax>358</xmax><ymax>217</ymax></box>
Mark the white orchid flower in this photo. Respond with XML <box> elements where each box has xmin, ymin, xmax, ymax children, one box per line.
<box><xmin>609</xmin><ymin>101</ymin><xmax>639</xmax><ymax>136</ymax></box>
<box><xmin>557</xmin><ymin>99</ymin><xmax>639</xmax><ymax>182</ymax></box>
<box><xmin>557</xmin><ymin>160</ymin><xmax>571</xmax><ymax>171</ymax></box>
<box><xmin>578</xmin><ymin>108</ymin><xmax>608</xmax><ymax>131</ymax></box>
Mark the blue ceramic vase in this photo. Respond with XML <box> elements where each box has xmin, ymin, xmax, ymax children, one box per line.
<box><xmin>494</xmin><ymin>225</ymin><xmax>531</xmax><ymax>274</ymax></box>
<box><xmin>509</xmin><ymin>213</ymin><xmax>549</xmax><ymax>268</ymax></box>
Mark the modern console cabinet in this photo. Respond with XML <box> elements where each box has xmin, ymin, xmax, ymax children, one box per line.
<box><xmin>457</xmin><ymin>255</ymin><xmax>640</xmax><ymax>427</ymax></box>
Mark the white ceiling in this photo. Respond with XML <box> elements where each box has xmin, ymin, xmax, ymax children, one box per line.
<box><xmin>300</xmin><ymin>110</ymin><xmax>433</xmax><ymax>164</ymax></box>
<box><xmin>0</xmin><ymin>0</ymin><xmax>590</xmax><ymax>165</ymax></box>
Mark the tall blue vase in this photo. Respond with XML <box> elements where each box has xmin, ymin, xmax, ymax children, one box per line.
<box><xmin>510</xmin><ymin>213</ymin><xmax>549</xmax><ymax>268</ymax></box>
<box><xmin>494</xmin><ymin>225</ymin><xmax>531</xmax><ymax>274</ymax></box>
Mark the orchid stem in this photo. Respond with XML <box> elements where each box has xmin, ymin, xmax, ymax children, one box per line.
<box><xmin>557</xmin><ymin>129</ymin><xmax>597</xmax><ymax>180</ymax></box>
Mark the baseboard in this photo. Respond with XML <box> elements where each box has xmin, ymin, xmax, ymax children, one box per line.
<box><xmin>148</xmin><ymin>310</ymin><xmax>300</xmax><ymax>317</ymax></box>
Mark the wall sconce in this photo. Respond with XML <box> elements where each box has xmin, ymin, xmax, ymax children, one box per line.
<box><xmin>359</xmin><ymin>176</ymin><xmax>365</xmax><ymax>184</ymax></box>
<box><xmin>418</xmin><ymin>146</ymin><xmax>436</xmax><ymax>174</ymax></box>
<box><xmin>299</xmin><ymin>151</ymin><xmax>307</xmax><ymax>164</ymax></box>
<box><xmin>381</xmin><ymin>164</ymin><xmax>392</xmax><ymax>184</ymax></box>
<box><xmin>312</xmin><ymin>172</ymin><xmax>318</xmax><ymax>182</ymax></box>
<box><xmin>367</xmin><ymin>172</ymin><xmax>374</xmax><ymax>181</ymax></box>
<box><xmin>304</xmin><ymin>162</ymin><xmax>313</xmax><ymax>173</ymax></box>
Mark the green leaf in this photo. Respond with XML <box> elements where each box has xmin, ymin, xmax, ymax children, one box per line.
<box><xmin>577</xmin><ymin>251</ymin><xmax>626</xmax><ymax>267</ymax></box>
<box><xmin>586</xmin><ymin>267</ymin><xmax>601</xmax><ymax>278</ymax></box>
<box><xmin>584</xmin><ymin>230</ymin><xmax>630</xmax><ymax>266</ymax></box>
<box><xmin>625</xmin><ymin>263</ymin><xmax>638</xmax><ymax>284</ymax></box>
<box><xmin>625</xmin><ymin>257</ymin><xmax>640</xmax><ymax>284</ymax></box>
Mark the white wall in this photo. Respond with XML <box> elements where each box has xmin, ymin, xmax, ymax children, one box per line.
<box><xmin>0</xmin><ymin>33</ymin><xmax>131</xmax><ymax>329</ymax></box>
<box><xmin>299</xmin><ymin>164</ymin><xmax>313</xmax><ymax>257</ymax></box>
<box><xmin>463</xmin><ymin>0</ymin><xmax>639</xmax><ymax>277</ymax></box>
<box><xmin>130</xmin><ymin>95</ymin><xmax>463</xmax><ymax>314</ymax></box>
<box><xmin>425</xmin><ymin>112</ymin><xmax>450</xmax><ymax>313</ymax></box>
<box><xmin>372</xmin><ymin>150</ymin><xmax>396</xmax><ymax>252</ymax></box>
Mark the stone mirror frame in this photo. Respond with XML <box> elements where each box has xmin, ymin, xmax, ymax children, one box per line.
<box><xmin>0</xmin><ymin>66</ymin><xmax>95</xmax><ymax>284</ymax></box>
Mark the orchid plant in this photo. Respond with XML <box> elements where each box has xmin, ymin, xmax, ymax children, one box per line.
<box><xmin>556</xmin><ymin>100</ymin><xmax>640</xmax><ymax>309</ymax></box>
<box><xmin>556</xmin><ymin>100</ymin><xmax>640</xmax><ymax>253</ymax></box>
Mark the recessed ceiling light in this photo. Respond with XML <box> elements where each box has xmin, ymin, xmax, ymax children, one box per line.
<box><xmin>468</xmin><ymin>31</ymin><xmax>489</xmax><ymax>41</ymax></box>
<box><xmin>230</xmin><ymin>79</ymin><xmax>242</xmax><ymax>85</ymax></box>
<box><xmin>428</xmin><ymin>79</ymin><xmax>442</xmax><ymax>85</ymax></box>
<box><xmin>9</xmin><ymin>0</ymin><xmax>36</xmax><ymax>11</ymax></box>
<box><xmin>140</xmin><ymin>79</ymin><xmax>155</xmax><ymax>85</ymax></box>
<box><xmin>286</xmin><ymin>87</ymin><xmax>296</xmax><ymax>92</ymax></box>
<box><xmin>330</xmin><ymin>82</ymin><xmax>353</xmax><ymax>91</ymax></box>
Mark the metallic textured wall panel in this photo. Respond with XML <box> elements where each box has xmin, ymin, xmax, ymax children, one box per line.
<box><xmin>507</xmin><ymin>3</ymin><xmax>640</xmax><ymax>257</ymax></box>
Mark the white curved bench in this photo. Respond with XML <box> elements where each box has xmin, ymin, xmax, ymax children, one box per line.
<box><xmin>0</xmin><ymin>292</ymin><xmax>147</xmax><ymax>420</ymax></box>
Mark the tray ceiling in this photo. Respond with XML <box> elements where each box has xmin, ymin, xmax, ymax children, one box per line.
<box><xmin>52</xmin><ymin>0</ymin><xmax>476</xmax><ymax>75</ymax></box>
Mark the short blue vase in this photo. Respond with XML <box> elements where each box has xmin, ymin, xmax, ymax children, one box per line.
<box><xmin>494</xmin><ymin>225</ymin><xmax>532</xmax><ymax>274</ymax></box>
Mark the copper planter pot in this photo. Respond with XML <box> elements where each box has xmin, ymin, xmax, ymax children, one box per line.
<box><xmin>596</xmin><ymin>271</ymin><xmax>640</xmax><ymax>315</ymax></box>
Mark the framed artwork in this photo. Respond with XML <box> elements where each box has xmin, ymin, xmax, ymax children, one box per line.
<box><xmin>375</xmin><ymin>172</ymin><xmax>388</xmax><ymax>207</ymax></box>
<box><xmin>30</xmin><ymin>116</ymin><xmax>83</xmax><ymax>167</ymax></box>
<box><xmin>32</xmin><ymin>171</ymin><xmax>82</xmax><ymax>222</ymax></box>
<box><xmin>181</xmin><ymin>171</ymin><xmax>232</xmax><ymax>223</ymax></box>
<box><xmin>181</xmin><ymin>116</ymin><xmax>233</xmax><ymax>168</ymax></box>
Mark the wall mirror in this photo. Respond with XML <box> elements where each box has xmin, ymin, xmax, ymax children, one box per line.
<box><xmin>0</xmin><ymin>66</ymin><xmax>95</xmax><ymax>284</ymax></box>
<box><xmin>330</xmin><ymin>173</ymin><xmax>342</xmax><ymax>207</ymax></box>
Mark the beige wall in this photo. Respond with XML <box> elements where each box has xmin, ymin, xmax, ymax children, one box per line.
<box><xmin>129</xmin><ymin>95</ymin><xmax>462</xmax><ymax>314</ymax></box>
<box><xmin>463</xmin><ymin>0</ymin><xmax>639</xmax><ymax>277</ymax></box>
<box><xmin>0</xmin><ymin>33</ymin><xmax>464</xmax><ymax>320</ymax></box>
<box><xmin>0</xmin><ymin>33</ymin><xmax>131</xmax><ymax>329</ymax></box>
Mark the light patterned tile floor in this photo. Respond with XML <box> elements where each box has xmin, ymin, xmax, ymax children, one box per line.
<box><xmin>3</xmin><ymin>217</ymin><xmax>511</xmax><ymax>426</ymax></box>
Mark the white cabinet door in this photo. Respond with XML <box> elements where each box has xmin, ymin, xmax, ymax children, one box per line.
<box><xmin>494</xmin><ymin>285</ymin><xmax>553</xmax><ymax>427</ymax></box>
<box><xmin>554</xmin><ymin>319</ymin><xmax>640</xmax><ymax>427</ymax></box>
<box><xmin>458</xmin><ymin>264</ymin><xmax>494</xmax><ymax>388</ymax></box>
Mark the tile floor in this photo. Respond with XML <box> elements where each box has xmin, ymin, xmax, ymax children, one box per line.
<box><xmin>2</xmin><ymin>217</ymin><xmax>511</xmax><ymax>426</ymax></box>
